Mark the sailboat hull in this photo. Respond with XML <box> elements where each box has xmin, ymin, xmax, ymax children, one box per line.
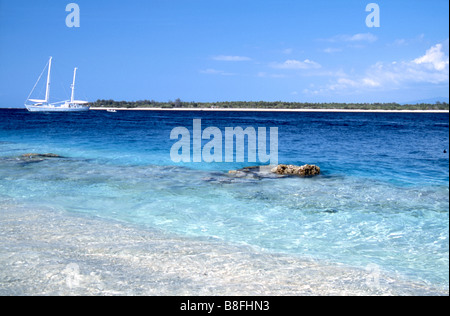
<box><xmin>26</xmin><ymin>105</ymin><xmax>90</xmax><ymax>112</ymax></box>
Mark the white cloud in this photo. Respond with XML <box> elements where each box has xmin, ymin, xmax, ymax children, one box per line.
<box><xmin>257</xmin><ymin>72</ymin><xmax>287</xmax><ymax>78</ymax></box>
<box><xmin>348</xmin><ymin>33</ymin><xmax>378</xmax><ymax>43</ymax></box>
<box><xmin>413</xmin><ymin>43</ymin><xmax>449</xmax><ymax>71</ymax></box>
<box><xmin>317</xmin><ymin>33</ymin><xmax>377</xmax><ymax>53</ymax></box>
<box><xmin>392</xmin><ymin>39</ymin><xmax>407</xmax><ymax>47</ymax></box>
<box><xmin>200</xmin><ymin>69</ymin><xmax>236</xmax><ymax>76</ymax></box>
<box><xmin>322</xmin><ymin>33</ymin><xmax>378</xmax><ymax>43</ymax></box>
<box><xmin>271</xmin><ymin>59</ymin><xmax>322</xmax><ymax>70</ymax></box>
<box><xmin>323</xmin><ymin>47</ymin><xmax>343</xmax><ymax>54</ymax></box>
<box><xmin>389</xmin><ymin>34</ymin><xmax>425</xmax><ymax>47</ymax></box>
<box><xmin>366</xmin><ymin>42</ymin><xmax>449</xmax><ymax>85</ymax></box>
<box><xmin>362</xmin><ymin>78</ymin><xmax>381</xmax><ymax>87</ymax></box>
<box><xmin>212</xmin><ymin>55</ymin><xmax>252</xmax><ymax>62</ymax></box>
<box><xmin>305</xmin><ymin>41</ymin><xmax>449</xmax><ymax>95</ymax></box>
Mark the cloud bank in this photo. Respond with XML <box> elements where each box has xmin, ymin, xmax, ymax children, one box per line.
<box><xmin>305</xmin><ymin>41</ymin><xmax>449</xmax><ymax>95</ymax></box>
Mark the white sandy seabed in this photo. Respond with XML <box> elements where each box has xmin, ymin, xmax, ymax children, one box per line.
<box><xmin>0</xmin><ymin>203</ymin><xmax>447</xmax><ymax>296</ymax></box>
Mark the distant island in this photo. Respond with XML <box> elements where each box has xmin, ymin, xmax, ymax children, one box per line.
<box><xmin>91</xmin><ymin>99</ymin><xmax>449</xmax><ymax>111</ymax></box>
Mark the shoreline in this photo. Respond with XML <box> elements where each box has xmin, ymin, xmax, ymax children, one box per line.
<box><xmin>90</xmin><ymin>107</ymin><xmax>450</xmax><ymax>113</ymax></box>
<box><xmin>1</xmin><ymin>108</ymin><xmax>448</xmax><ymax>113</ymax></box>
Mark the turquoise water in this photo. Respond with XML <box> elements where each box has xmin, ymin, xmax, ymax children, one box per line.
<box><xmin>0</xmin><ymin>109</ymin><xmax>448</xmax><ymax>294</ymax></box>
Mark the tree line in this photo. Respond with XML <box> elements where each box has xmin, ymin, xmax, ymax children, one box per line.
<box><xmin>91</xmin><ymin>99</ymin><xmax>450</xmax><ymax>111</ymax></box>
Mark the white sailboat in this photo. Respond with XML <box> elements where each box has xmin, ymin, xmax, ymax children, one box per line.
<box><xmin>25</xmin><ymin>57</ymin><xmax>90</xmax><ymax>112</ymax></box>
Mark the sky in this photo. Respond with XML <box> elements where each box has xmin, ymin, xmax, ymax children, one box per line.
<box><xmin>0</xmin><ymin>0</ymin><xmax>449</xmax><ymax>107</ymax></box>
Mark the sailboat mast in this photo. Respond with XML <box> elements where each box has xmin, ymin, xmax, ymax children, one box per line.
<box><xmin>71</xmin><ymin>67</ymin><xmax>77</xmax><ymax>103</ymax></box>
<box><xmin>45</xmin><ymin>57</ymin><xmax>52</xmax><ymax>103</ymax></box>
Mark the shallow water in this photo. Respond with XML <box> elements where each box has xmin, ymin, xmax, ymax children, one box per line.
<box><xmin>0</xmin><ymin>109</ymin><xmax>448</xmax><ymax>295</ymax></box>
<box><xmin>0</xmin><ymin>204</ymin><xmax>446</xmax><ymax>296</ymax></box>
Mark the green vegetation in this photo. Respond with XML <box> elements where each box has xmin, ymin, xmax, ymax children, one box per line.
<box><xmin>91</xmin><ymin>99</ymin><xmax>449</xmax><ymax>111</ymax></box>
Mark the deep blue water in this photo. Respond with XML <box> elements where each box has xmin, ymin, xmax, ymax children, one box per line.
<box><xmin>0</xmin><ymin>109</ymin><xmax>449</xmax><ymax>293</ymax></box>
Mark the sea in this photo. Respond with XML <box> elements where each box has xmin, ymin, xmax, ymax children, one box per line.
<box><xmin>0</xmin><ymin>109</ymin><xmax>448</xmax><ymax>296</ymax></box>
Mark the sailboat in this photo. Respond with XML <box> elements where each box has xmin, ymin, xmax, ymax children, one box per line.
<box><xmin>25</xmin><ymin>57</ymin><xmax>90</xmax><ymax>112</ymax></box>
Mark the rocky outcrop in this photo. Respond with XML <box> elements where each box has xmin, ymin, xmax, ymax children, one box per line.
<box><xmin>271</xmin><ymin>164</ymin><xmax>320</xmax><ymax>177</ymax></box>
<box><xmin>228</xmin><ymin>164</ymin><xmax>321</xmax><ymax>178</ymax></box>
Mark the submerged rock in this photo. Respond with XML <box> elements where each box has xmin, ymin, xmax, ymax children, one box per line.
<box><xmin>20</xmin><ymin>153</ymin><xmax>64</xmax><ymax>159</ymax></box>
<box><xmin>229</xmin><ymin>166</ymin><xmax>262</xmax><ymax>177</ymax></box>
<box><xmin>228</xmin><ymin>165</ymin><xmax>279</xmax><ymax>179</ymax></box>
<box><xmin>21</xmin><ymin>153</ymin><xmax>62</xmax><ymax>158</ymax></box>
<box><xmin>16</xmin><ymin>153</ymin><xmax>65</xmax><ymax>164</ymax></box>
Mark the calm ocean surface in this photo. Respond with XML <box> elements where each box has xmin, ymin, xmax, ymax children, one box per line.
<box><xmin>0</xmin><ymin>109</ymin><xmax>448</xmax><ymax>295</ymax></box>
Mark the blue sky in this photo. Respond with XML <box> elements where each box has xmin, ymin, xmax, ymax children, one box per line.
<box><xmin>0</xmin><ymin>0</ymin><xmax>448</xmax><ymax>107</ymax></box>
